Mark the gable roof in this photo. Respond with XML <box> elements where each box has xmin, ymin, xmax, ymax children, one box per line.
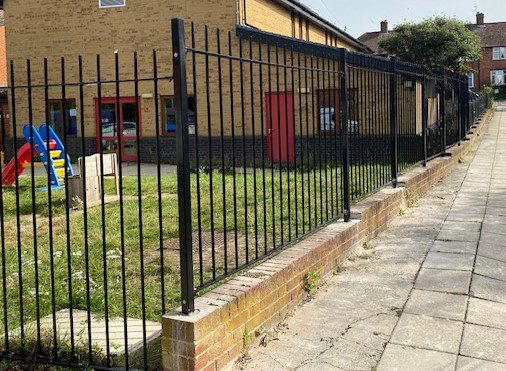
<box><xmin>467</xmin><ymin>22</ymin><xmax>506</xmax><ymax>48</ymax></box>
<box><xmin>357</xmin><ymin>31</ymin><xmax>392</xmax><ymax>54</ymax></box>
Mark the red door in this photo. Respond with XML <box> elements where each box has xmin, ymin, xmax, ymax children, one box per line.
<box><xmin>95</xmin><ymin>97</ymin><xmax>142</xmax><ymax>162</ymax></box>
<box><xmin>265</xmin><ymin>92</ymin><xmax>294</xmax><ymax>164</ymax></box>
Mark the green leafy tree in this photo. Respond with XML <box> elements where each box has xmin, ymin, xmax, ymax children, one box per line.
<box><xmin>378</xmin><ymin>17</ymin><xmax>482</xmax><ymax>72</ymax></box>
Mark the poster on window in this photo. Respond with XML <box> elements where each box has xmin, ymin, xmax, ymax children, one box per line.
<box><xmin>319</xmin><ymin>107</ymin><xmax>335</xmax><ymax>131</ymax></box>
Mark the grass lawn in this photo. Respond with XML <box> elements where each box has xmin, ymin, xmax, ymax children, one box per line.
<box><xmin>0</xmin><ymin>161</ymin><xmax>392</xmax><ymax>364</ymax></box>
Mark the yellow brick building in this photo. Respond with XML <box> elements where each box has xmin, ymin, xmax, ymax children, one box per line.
<box><xmin>4</xmin><ymin>0</ymin><xmax>370</xmax><ymax>163</ymax></box>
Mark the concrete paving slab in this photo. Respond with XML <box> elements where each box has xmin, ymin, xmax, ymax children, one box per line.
<box><xmin>415</xmin><ymin>269</ymin><xmax>472</xmax><ymax>295</ymax></box>
<box><xmin>471</xmin><ymin>274</ymin><xmax>506</xmax><ymax>303</ymax></box>
<box><xmin>467</xmin><ymin>297</ymin><xmax>506</xmax><ymax>330</ymax></box>
<box><xmin>390</xmin><ymin>313</ymin><xmax>463</xmax><ymax>353</ymax></box>
<box><xmin>404</xmin><ymin>289</ymin><xmax>468</xmax><ymax>321</ymax></box>
<box><xmin>431</xmin><ymin>240</ymin><xmax>477</xmax><ymax>255</ymax></box>
<box><xmin>478</xmin><ymin>242</ymin><xmax>506</xmax><ymax>263</ymax></box>
<box><xmin>456</xmin><ymin>356</ymin><xmax>506</xmax><ymax>371</ymax></box>
<box><xmin>474</xmin><ymin>255</ymin><xmax>506</xmax><ymax>281</ymax></box>
<box><xmin>423</xmin><ymin>252</ymin><xmax>475</xmax><ymax>271</ymax></box>
<box><xmin>460</xmin><ymin>324</ymin><xmax>506</xmax><ymax>363</ymax></box>
<box><xmin>17</xmin><ymin>309</ymin><xmax>161</xmax><ymax>357</ymax></box>
<box><xmin>480</xmin><ymin>231</ymin><xmax>506</xmax><ymax>246</ymax></box>
<box><xmin>378</xmin><ymin>344</ymin><xmax>457</xmax><ymax>371</ymax></box>
<box><xmin>436</xmin><ymin>228</ymin><xmax>481</xmax><ymax>242</ymax></box>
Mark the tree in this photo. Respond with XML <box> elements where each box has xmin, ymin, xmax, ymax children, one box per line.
<box><xmin>378</xmin><ymin>17</ymin><xmax>482</xmax><ymax>73</ymax></box>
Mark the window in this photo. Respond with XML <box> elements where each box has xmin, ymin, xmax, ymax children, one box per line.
<box><xmin>161</xmin><ymin>96</ymin><xmax>196</xmax><ymax>135</ymax></box>
<box><xmin>468</xmin><ymin>72</ymin><xmax>474</xmax><ymax>88</ymax></box>
<box><xmin>317</xmin><ymin>89</ymin><xmax>358</xmax><ymax>133</ymax></box>
<box><xmin>492</xmin><ymin>47</ymin><xmax>506</xmax><ymax>60</ymax></box>
<box><xmin>49</xmin><ymin>99</ymin><xmax>77</xmax><ymax>136</ymax></box>
<box><xmin>491</xmin><ymin>70</ymin><xmax>506</xmax><ymax>86</ymax></box>
<box><xmin>99</xmin><ymin>0</ymin><xmax>125</xmax><ymax>8</ymax></box>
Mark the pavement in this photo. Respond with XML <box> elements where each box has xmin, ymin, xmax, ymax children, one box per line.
<box><xmin>240</xmin><ymin>101</ymin><xmax>506</xmax><ymax>371</ymax></box>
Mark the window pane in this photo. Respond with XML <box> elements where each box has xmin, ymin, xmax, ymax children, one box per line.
<box><xmin>49</xmin><ymin>99</ymin><xmax>77</xmax><ymax>136</ymax></box>
<box><xmin>162</xmin><ymin>97</ymin><xmax>196</xmax><ymax>134</ymax></box>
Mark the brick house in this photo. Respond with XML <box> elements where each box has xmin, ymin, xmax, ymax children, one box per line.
<box><xmin>467</xmin><ymin>13</ymin><xmax>506</xmax><ymax>92</ymax></box>
<box><xmin>3</xmin><ymin>0</ymin><xmax>369</xmax><ymax>163</ymax></box>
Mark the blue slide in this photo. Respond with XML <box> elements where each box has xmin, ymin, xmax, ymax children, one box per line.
<box><xmin>22</xmin><ymin>123</ymin><xmax>75</xmax><ymax>190</ymax></box>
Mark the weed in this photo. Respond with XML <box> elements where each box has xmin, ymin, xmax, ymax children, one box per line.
<box><xmin>304</xmin><ymin>271</ymin><xmax>320</xmax><ymax>294</ymax></box>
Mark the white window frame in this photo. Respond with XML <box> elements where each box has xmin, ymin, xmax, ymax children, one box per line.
<box><xmin>491</xmin><ymin>70</ymin><xmax>505</xmax><ymax>86</ymax></box>
<box><xmin>492</xmin><ymin>47</ymin><xmax>506</xmax><ymax>60</ymax></box>
<box><xmin>468</xmin><ymin>72</ymin><xmax>474</xmax><ymax>88</ymax></box>
<box><xmin>99</xmin><ymin>0</ymin><xmax>126</xmax><ymax>9</ymax></box>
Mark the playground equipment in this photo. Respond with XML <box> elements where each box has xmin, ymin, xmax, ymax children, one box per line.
<box><xmin>1</xmin><ymin>123</ymin><xmax>74</xmax><ymax>190</ymax></box>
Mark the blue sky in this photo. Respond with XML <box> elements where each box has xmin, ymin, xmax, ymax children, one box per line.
<box><xmin>300</xmin><ymin>0</ymin><xmax>506</xmax><ymax>37</ymax></box>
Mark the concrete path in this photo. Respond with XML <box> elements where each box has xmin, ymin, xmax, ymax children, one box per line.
<box><xmin>241</xmin><ymin>102</ymin><xmax>506</xmax><ymax>371</ymax></box>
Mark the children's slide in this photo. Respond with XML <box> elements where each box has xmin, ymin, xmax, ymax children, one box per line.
<box><xmin>1</xmin><ymin>124</ymin><xmax>74</xmax><ymax>189</ymax></box>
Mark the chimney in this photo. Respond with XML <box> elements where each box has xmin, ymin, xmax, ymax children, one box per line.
<box><xmin>476</xmin><ymin>12</ymin><xmax>484</xmax><ymax>25</ymax></box>
<box><xmin>381</xmin><ymin>20</ymin><xmax>388</xmax><ymax>33</ymax></box>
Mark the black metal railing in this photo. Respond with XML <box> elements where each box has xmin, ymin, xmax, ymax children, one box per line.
<box><xmin>0</xmin><ymin>17</ymin><xmax>487</xmax><ymax>370</ymax></box>
<box><xmin>171</xmin><ymin>18</ymin><xmax>481</xmax><ymax>316</ymax></box>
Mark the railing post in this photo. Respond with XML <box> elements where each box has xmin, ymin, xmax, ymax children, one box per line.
<box><xmin>457</xmin><ymin>76</ymin><xmax>462</xmax><ymax>145</ymax></box>
<box><xmin>422</xmin><ymin>67</ymin><xmax>428</xmax><ymax>167</ymax></box>
<box><xmin>441</xmin><ymin>71</ymin><xmax>447</xmax><ymax>156</ymax></box>
<box><xmin>339</xmin><ymin>48</ymin><xmax>351</xmax><ymax>222</ymax></box>
<box><xmin>172</xmin><ymin>18</ymin><xmax>195</xmax><ymax>315</ymax></box>
<box><xmin>389</xmin><ymin>57</ymin><xmax>398</xmax><ymax>187</ymax></box>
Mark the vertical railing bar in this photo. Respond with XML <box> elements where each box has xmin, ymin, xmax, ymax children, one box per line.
<box><xmin>322</xmin><ymin>57</ymin><xmax>328</xmax><ymax>221</ymax></box>
<box><xmin>291</xmin><ymin>47</ymin><xmax>298</xmax><ymax>236</ymax></box>
<box><xmin>172</xmin><ymin>18</ymin><xmax>195</xmax><ymax>314</ymax></box>
<box><xmin>390</xmin><ymin>57</ymin><xmax>398</xmax><ymax>187</ymax></box>
<box><xmin>96</xmin><ymin>54</ymin><xmax>111</xmax><ymax>366</ymax></box>
<box><xmin>370</xmin><ymin>60</ymin><xmax>377</xmax><ymax>191</ymax></box>
<box><xmin>304</xmin><ymin>54</ymin><xmax>311</xmax><ymax>231</ymax></box>
<box><xmin>9</xmin><ymin>60</ymin><xmax>25</xmax><ymax>352</ymax></box>
<box><xmin>275</xmin><ymin>45</ymin><xmax>283</xmax><ymax>246</ymax></box>
<box><xmin>310</xmin><ymin>56</ymin><xmax>317</xmax><ymax>226</ymax></box>
<box><xmin>326</xmin><ymin>57</ymin><xmax>333</xmax><ymax>219</ymax></box>
<box><xmin>258</xmin><ymin>41</ymin><xmax>268</xmax><ymax>256</ymax></box>
<box><xmin>331</xmin><ymin>59</ymin><xmax>339</xmax><ymax>216</ymax></box>
<box><xmin>78</xmin><ymin>55</ymin><xmax>94</xmax><ymax>365</ymax></box>
<box><xmin>369</xmin><ymin>59</ymin><xmax>381</xmax><ymax>189</ymax></box>
<box><xmin>216</xmin><ymin>29</ymin><xmax>228</xmax><ymax>274</ymax></box>
<box><xmin>316</xmin><ymin>56</ymin><xmax>323</xmax><ymax>224</ymax></box>
<box><xmin>61</xmin><ymin>56</ymin><xmax>74</xmax><ymax>361</ymax></box>
<box><xmin>441</xmin><ymin>71</ymin><xmax>446</xmax><ymax>155</ymax></box>
<box><xmin>44</xmin><ymin>59</ymin><xmax>58</xmax><ymax>359</ymax></box>
<box><xmin>297</xmin><ymin>51</ymin><xmax>305</xmax><ymax>233</ymax></box>
<box><xmin>248</xmin><ymin>37</ymin><xmax>258</xmax><ymax>259</ymax></box>
<box><xmin>339</xmin><ymin>49</ymin><xmax>351</xmax><ymax>221</ymax></box>
<box><xmin>190</xmin><ymin>24</ymin><xmax>204</xmax><ymax>288</ymax></box>
<box><xmin>26</xmin><ymin>59</ymin><xmax>43</xmax><ymax>354</ymax></box>
<box><xmin>153</xmin><ymin>50</ymin><xmax>167</xmax><ymax>311</ymax></box>
<box><xmin>204</xmin><ymin>26</ymin><xmax>216</xmax><ymax>279</ymax></box>
<box><xmin>239</xmin><ymin>38</ymin><xmax>249</xmax><ymax>262</ymax></box>
<box><xmin>0</xmin><ymin>108</ymin><xmax>9</xmax><ymax>353</ymax></box>
<box><xmin>132</xmin><ymin>52</ymin><xmax>148</xmax><ymax>370</ymax></box>
<box><xmin>267</xmin><ymin>44</ymin><xmax>276</xmax><ymax>250</ymax></box>
<box><xmin>283</xmin><ymin>47</ymin><xmax>292</xmax><ymax>241</ymax></box>
<box><xmin>228</xmin><ymin>31</ymin><xmax>239</xmax><ymax>269</ymax></box>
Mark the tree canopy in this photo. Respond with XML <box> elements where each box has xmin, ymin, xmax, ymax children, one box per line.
<box><xmin>378</xmin><ymin>17</ymin><xmax>482</xmax><ymax>73</ymax></box>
